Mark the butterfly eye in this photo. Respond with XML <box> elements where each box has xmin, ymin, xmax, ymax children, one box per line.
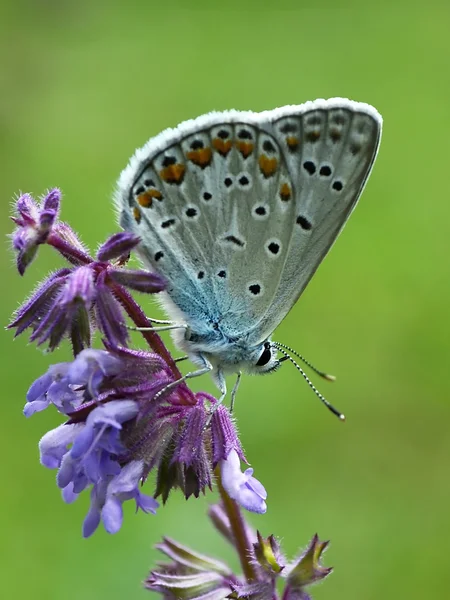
<box><xmin>256</xmin><ymin>342</ymin><xmax>272</xmax><ymax>367</ymax></box>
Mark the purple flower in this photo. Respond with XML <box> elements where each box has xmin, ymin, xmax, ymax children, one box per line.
<box><xmin>27</xmin><ymin>344</ymin><xmax>253</xmax><ymax>535</ymax></box>
<box><xmin>9</xmin><ymin>188</ymin><xmax>265</xmax><ymax>538</ymax></box>
<box><xmin>220</xmin><ymin>450</ymin><xmax>267</xmax><ymax>514</ymax></box>
<box><xmin>83</xmin><ymin>461</ymin><xmax>159</xmax><ymax>537</ymax></box>
<box><xmin>24</xmin><ymin>349</ymin><xmax>123</xmax><ymax>416</ymax></box>
<box><xmin>38</xmin><ymin>395</ymin><xmax>158</xmax><ymax>537</ymax></box>
<box><xmin>96</xmin><ymin>232</ymin><xmax>140</xmax><ymax>263</ymax></box>
<box><xmin>11</xmin><ymin>189</ymin><xmax>60</xmax><ymax>274</ymax></box>
<box><xmin>8</xmin><ymin>227</ymin><xmax>165</xmax><ymax>351</ymax></box>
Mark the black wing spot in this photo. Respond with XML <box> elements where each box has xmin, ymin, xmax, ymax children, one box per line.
<box><xmin>262</xmin><ymin>140</ymin><xmax>276</xmax><ymax>153</ymax></box>
<box><xmin>144</xmin><ymin>178</ymin><xmax>155</xmax><ymax>187</ymax></box>
<box><xmin>332</xmin><ymin>180</ymin><xmax>343</xmax><ymax>191</ymax></box>
<box><xmin>249</xmin><ymin>283</ymin><xmax>261</xmax><ymax>295</ymax></box>
<box><xmin>217</xmin><ymin>129</ymin><xmax>229</xmax><ymax>139</ymax></box>
<box><xmin>280</xmin><ymin>122</ymin><xmax>297</xmax><ymax>133</ymax></box>
<box><xmin>161</xmin><ymin>218</ymin><xmax>176</xmax><ymax>229</ymax></box>
<box><xmin>238</xmin><ymin>175</ymin><xmax>250</xmax><ymax>186</ymax></box>
<box><xmin>162</xmin><ymin>155</ymin><xmax>177</xmax><ymax>167</ymax></box>
<box><xmin>185</xmin><ymin>207</ymin><xmax>197</xmax><ymax>218</ymax></box>
<box><xmin>190</xmin><ymin>139</ymin><xmax>204</xmax><ymax>150</ymax></box>
<box><xmin>217</xmin><ymin>270</ymin><xmax>226</xmax><ymax>278</ymax></box>
<box><xmin>238</xmin><ymin>129</ymin><xmax>252</xmax><ymax>139</ymax></box>
<box><xmin>135</xmin><ymin>185</ymin><xmax>145</xmax><ymax>196</ymax></box>
<box><xmin>306</xmin><ymin>115</ymin><xmax>322</xmax><ymax>126</ymax></box>
<box><xmin>319</xmin><ymin>165</ymin><xmax>332</xmax><ymax>177</ymax></box>
<box><xmin>224</xmin><ymin>235</ymin><xmax>245</xmax><ymax>247</ymax></box>
<box><xmin>254</xmin><ymin>206</ymin><xmax>267</xmax><ymax>216</ymax></box>
<box><xmin>224</xmin><ymin>177</ymin><xmax>233</xmax><ymax>188</ymax></box>
<box><xmin>297</xmin><ymin>215</ymin><xmax>312</xmax><ymax>230</ymax></box>
<box><xmin>268</xmin><ymin>242</ymin><xmax>280</xmax><ymax>255</ymax></box>
<box><xmin>197</xmin><ymin>271</ymin><xmax>205</xmax><ymax>280</ymax></box>
<box><xmin>331</xmin><ymin>114</ymin><xmax>346</xmax><ymax>126</ymax></box>
<box><xmin>203</xmin><ymin>192</ymin><xmax>212</xmax><ymax>201</ymax></box>
<box><xmin>154</xmin><ymin>251</ymin><xmax>164</xmax><ymax>261</ymax></box>
<box><xmin>303</xmin><ymin>161</ymin><xmax>316</xmax><ymax>175</ymax></box>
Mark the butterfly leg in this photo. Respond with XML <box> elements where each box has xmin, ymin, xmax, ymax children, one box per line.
<box><xmin>229</xmin><ymin>371</ymin><xmax>242</xmax><ymax>414</ymax></box>
<box><xmin>153</xmin><ymin>354</ymin><xmax>214</xmax><ymax>403</ymax></box>
<box><xmin>174</xmin><ymin>355</ymin><xmax>188</xmax><ymax>363</ymax></box>
<box><xmin>127</xmin><ymin>323</ymin><xmax>187</xmax><ymax>333</ymax></box>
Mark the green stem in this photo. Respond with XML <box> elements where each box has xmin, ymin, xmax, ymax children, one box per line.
<box><xmin>216</xmin><ymin>466</ymin><xmax>258</xmax><ymax>582</ymax></box>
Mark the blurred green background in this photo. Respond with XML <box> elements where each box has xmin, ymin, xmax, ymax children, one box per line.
<box><xmin>1</xmin><ymin>2</ymin><xmax>450</xmax><ymax>598</ymax></box>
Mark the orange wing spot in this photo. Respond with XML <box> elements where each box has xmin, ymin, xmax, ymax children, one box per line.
<box><xmin>236</xmin><ymin>141</ymin><xmax>254</xmax><ymax>158</ymax></box>
<box><xmin>258</xmin><ymin>154</ymin><xmax>278</xmax><ymax>178</ymax></box>
<box><xmin>159</xmin><ymin>163</ymin><xmax>186</xmax><ymax>184</ymax></box>
<box><xmin>279</xmin><ymin>183</ymin><xmax>292</xmax><ymax>201</ymax></box>
<box><xmin>286</xmin><ymin>136</ymin><xmax>299</xmax><ymax>151</ymax></box>
<box><xmin>137</xmin><ymin>189</ymin><xmax>162</xmax><ymax>207</ymax></box>
<box><xmin>133</xmin><ymin>206</ymin><xmax>141</xmax><ymax>223</ymax></box>
<box><xmin>212</xmin><ymin>138</ymin><xmax>233</xmax><ymax>156</ymax></box>
<box><xmin>186</xmin><ymin>147</ymin><xmax>212</xmax><ymax>168</ymax></box>
<box><xmin>306</xmin><ymin>130</ymin><xmax>320</xmax><ymax>142</ymax></box>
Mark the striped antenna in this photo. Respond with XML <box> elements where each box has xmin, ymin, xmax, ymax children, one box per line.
<box><xmin>274</xmin><ymin>342</ymin><xmax>336</xmax><ymax>381</ymax></box>
<box><xmin>274</xmin><ymin>344</ymin><xmax>345</xmax><ymax>421</ymax></box>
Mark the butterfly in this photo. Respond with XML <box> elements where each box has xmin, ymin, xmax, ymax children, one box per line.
<box><xmin>115</xmin><ymin>98</ymin><xmax>382</xmax><ymax>419</ymax></box>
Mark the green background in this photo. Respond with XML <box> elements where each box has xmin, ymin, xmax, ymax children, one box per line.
<box><xmin>1</xmin><ymin>2</ymin><xmax>449</xmax><ymax>599</ymax></box>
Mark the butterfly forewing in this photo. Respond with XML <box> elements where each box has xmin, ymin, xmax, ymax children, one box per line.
<box><xmin>117</xmin><ymin>114</ymin><xmax>296</xmax><ymax>333</ymax></box>
<box><xmin>116</xmin><ymin>99</ymin><xmax>381</xmax><ymax>341</ymax></box>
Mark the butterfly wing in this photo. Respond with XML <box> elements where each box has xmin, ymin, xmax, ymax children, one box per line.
<box><xmin>115</xmin><ymin>98</ymin><xmax>381</xmax><ymax>343</ymax></box>
<box><xmin>115</xmin><ymin>109</ymin><xmax>296</xmax><ymax>335</ymax></box>
<box><xmin>245</xmin><ymin>98</ymin><xmax>382</xmax><ymax>344</ymax></box>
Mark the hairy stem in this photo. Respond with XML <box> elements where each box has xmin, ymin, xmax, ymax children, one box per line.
<box><xmin>111</xmin><ymin>283</ymin><xmax>182</xmax><ymax>380</ymax></box>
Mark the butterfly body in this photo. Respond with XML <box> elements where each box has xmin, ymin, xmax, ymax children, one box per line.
<box><xmin>160</xmin><ymin>292</ymin><xmax>277</xmax><ymax>377</ymax></box>
<box><xmin>115</xmin><ymin>98</ymin><xmax>382</xmax><ymax>403</ymax></box>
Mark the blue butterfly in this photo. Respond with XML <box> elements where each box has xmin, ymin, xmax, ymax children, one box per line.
<box><xmin>115</xmin><ymin>98</ymin><xmax>382</xmax><ymax>418</ymax></box>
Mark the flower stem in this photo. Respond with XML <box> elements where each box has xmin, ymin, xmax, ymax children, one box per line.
<box><xmin>112</xmin><ymin>283</ymin><xmax>182</xmax><ymax>380</ymax></box>
<box><xmin>216</xmin><ymin>466</ymin><xmax>258</xmax><ymax>582</ymax></box>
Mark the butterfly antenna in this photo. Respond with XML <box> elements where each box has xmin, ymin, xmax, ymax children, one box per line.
<box><xmin>275</xmin><ymin>345</ymin><xmax>345</xmax><ymax>421</ymax></box>
<box><xmin>274</xmin><ymin>342</ymin><xmax>336</xmax><ymax>381</ymax></box>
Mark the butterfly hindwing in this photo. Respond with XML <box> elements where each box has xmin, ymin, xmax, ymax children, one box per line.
<box><xmin>245</xmin><ymin>100</ymin><xmax>382</xmax><ymax>343</ymax></box>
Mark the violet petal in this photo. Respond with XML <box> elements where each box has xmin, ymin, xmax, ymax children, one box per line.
<box><xmin>96</xmin><ymin>232</ymin><xmax>140</xmax><ymax>262</ymax></box>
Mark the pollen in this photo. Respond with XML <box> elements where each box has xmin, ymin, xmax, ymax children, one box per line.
<box><xmin>159</xmin><ymin>163</ymin><xmax>186</xmax><ymax>184</ymax></box>
<box><xmin>186</xmin><ymin>147</ymin><xmax>212</xmax><ymax>168</ymax></box>
<box><xmin>212</xmin><ymin>138</ymin><xmax>233</xmax><ymax>156</ymax></box>
<box><xmin>137</xmin><ymin>189</ymin><xmax>162</xmax><ymax>207</ymax></box>
<box><xmin>258</xmin><ymin>154</ymin><xmax>278</xmax><ymax>178</ymax></box>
